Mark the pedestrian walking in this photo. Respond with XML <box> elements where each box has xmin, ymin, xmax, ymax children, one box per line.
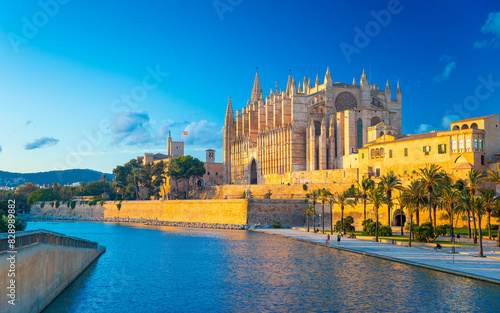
<box><xmin>337</xmin><ymin>232</ymin><xmax>341</xmax><ymax>244</ymax></box>
<box><xmin>457</xmin><ymin>233</ymin><xmax>460</xmax><ymax>243</ymax></box>
<box><xmin>327</xmin><ymin>234</ymin><xmax>330</xmax><ymax>244</ymax></box>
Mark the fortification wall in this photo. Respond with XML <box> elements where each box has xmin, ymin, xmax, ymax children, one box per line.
<box><xmin>247</xmin><ymin>199</ymin><xmax>306</xmax><ymax>225</ymax></box>
<box><xmin>30</xmin><ymin>202</ymin><xmax>106</xmax><ymax>217</ymax></box>
<box><xmin>0</xmin><ymin>243</ymin><xmax>103</xmax><ymax>313</ymax></box>
<box><xmin>103</xmin><ymin>200</ymin><xmax>248</xmax><ymax>225</ymax></box>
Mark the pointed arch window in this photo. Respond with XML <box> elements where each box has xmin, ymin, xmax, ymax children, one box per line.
<box><xmin>357</xmin><ymin>118</ymin><xmax>363</xmax><ymax>149</ymax></box>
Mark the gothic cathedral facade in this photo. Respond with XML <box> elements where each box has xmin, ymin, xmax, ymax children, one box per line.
<box><xmin>223</xmin><ymin>68</ymin><xmax>402</xmax><ymax>185</ymax></box>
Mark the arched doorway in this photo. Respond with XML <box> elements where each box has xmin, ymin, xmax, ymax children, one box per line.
<box><xmin>392</xmin><ymin>209</ymin><xmax>406</xmax><ymax>226</ymax></box>
<box><xmin>197</xmin><ymin>179</ymin><xmax>204</xmax><ymax>187</ymax></box>
<box><xmin>250</xmin><ymin>159</ymin><xmax>257</xmax><ymax>184</ymax></box>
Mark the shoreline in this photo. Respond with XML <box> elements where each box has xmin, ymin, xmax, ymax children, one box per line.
<box><xmin>20</xmin><ymin>214</ymin><xmax>281</xmax><ymax>230</ymax></box>
<box><xmin>252</xmin><ymin>228</ymin><xmax>500</xmax><ymax>286</ymax></box>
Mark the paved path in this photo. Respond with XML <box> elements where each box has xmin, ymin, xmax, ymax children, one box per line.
<box><xmin>252</xmin><ymin>228</ymin><xmax>500</xmax><ymax>285</ymax></box>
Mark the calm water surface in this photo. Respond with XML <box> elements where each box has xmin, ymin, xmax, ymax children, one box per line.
<box><xmin>26</xmin><ymin>221</ymin><xmax>500</xmax><ymax>313</ymax></box>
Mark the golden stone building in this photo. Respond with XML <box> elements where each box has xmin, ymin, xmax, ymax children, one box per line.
<box><xmin>223</xmin><ymin>68</ymin><xmax>403</xmax><ymax>185</ymax></box>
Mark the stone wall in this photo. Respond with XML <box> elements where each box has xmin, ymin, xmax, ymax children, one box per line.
<box><xmin>247</xmin><ymin>199</ymin><xmax>307</xmax><ymax>225</ymax></box>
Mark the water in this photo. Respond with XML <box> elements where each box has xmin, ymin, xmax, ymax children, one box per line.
<box><xmin>25</xmin><ymin>221</ymin><xmax>500</xmax><ymax>313</ymax></box>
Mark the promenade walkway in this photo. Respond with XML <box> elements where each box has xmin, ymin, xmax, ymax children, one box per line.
<box><xmin>253</xmin><ymin>228</ymin><xmax>500</xmax><ymax>285</ymax></box>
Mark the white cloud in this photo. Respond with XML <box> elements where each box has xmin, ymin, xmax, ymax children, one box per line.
<box><xmin>112</xmin><ymin>111</ymin><xmax>153</xmax><ymax>146</ymax></box>
<box><xmin>25</xmin><ymin>137</ymin><xmax>59</xmax><ymax>150</ymax></box>
<box><xmin>433</xmin><ymin>62</ymin><xmax>456</xmax><ymax>83</ymax></box>
<box><xmin>441</xmin><ymin>114</ymin><xmax>461</xmax><ymax>129</ymax></box>
<box><xmin>182</xmin><ymin>120</ymin><xmax>223</xmax><ymax>149</ymax></box>
<box><xmin>415</xmin><ymin>124</ymin><xmax>433</xmax><ymax>134</ymax></box>
<box><xmin>473</xmin><ymin>11</ymin><xmax>500</xmax><ymax>49</ymax></box>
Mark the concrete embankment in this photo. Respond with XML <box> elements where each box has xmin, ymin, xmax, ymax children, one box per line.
<box><xmin>254</xmin><ymin>228</ymin><xmax>500</xmax><ymax>285</ymax></box>
<box><xmin>0</xmin><ymin>230</ymin><xmax>105</xmax><ymax>313</ymax></box>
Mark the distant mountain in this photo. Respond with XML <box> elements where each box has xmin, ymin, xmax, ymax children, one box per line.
<box><xmin>0</xmin><ymin>169</ymin><xmax>114</xmax><ymax>187</ymax></box>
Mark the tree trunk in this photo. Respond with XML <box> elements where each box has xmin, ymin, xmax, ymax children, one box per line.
<box><xmin>487</xmin><ymin>211</ymin><xmax>491</xmax><ymax>240</ymax></box>
<box><xmin>307</xmin><ymin>212</ymin><xmax>310</xmax><ymax>232</ymax></box>
<box><xmin>467</xmin><ymin>211</ymin><xmax>471</xmax><ymax>238</ymax></box>
<box><xmin>428</xmin><ymin>192</ymin><xmax>433</xmax><ymax>226</ymax></box>
<box><xmin>322</xmin><ymin>202</ymin><xmax>325</xmax><ymax>234</ymax></box>
<box><xmin>416</xmin><ymin>209</ymin><xmax>420</xmax><ymax>226</ymax></box>
<box><xmin>363</xmin><ymin>198</ymin><xmax>367</xmax><ymax>222</ymax></box>
<box><xmin>400</xmin><ymin>210</ymin><xmax>404</xmax><ymax>236</ymax></box>
<box><xmin>433</xmin><ymin>204</ymin><xmax>437</xmax><ymax>231</ymax></box>
<box><xmin>330</xmin><ymin>205</ymin><xmax>333</xmax><ymax>235</ymax></box>
<box><xmin>408</xmin><ymin>214</ymin><xmax>413</xmax><ymax>247</ymax></box>
<box><xmin>478</xmin><ymin>213</ymin><xmax>484</xmax><ymax>257</ymax></box>
<box><xmin>449</xmin><ymin>204</ymin><xmax>454</xmax><ymax>241</ymax></box>
<box><xmin>312</xmin><ymin>203</ymin><xmax>316</xmax><ymax>231</ymax></box>
<box><xmin>375</xmin><ymin>204</ymin><xmax>379</xmax><ymax>242</ymax></box>
<box><xmin>341</xmin><ymin>205</ymin><xmax>344</xmax><ymax>233</ymax></box>
<box><xmin>388</xmin><ymin>197</ymin><xmax>391</xmax><ymax>227</ymax></box>
<box><xmin>472</xmin><ymin>210</ymin><xmax>478</xmax><ymax>244</ymax></box>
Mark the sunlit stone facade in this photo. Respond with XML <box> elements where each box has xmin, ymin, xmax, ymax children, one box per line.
<box><xmin>223</xmin><ymin>68</ymin><xmax>403</xmax><ymax>185</ymax></box>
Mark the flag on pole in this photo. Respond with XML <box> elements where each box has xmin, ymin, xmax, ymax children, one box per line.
<box><xmin>182</xmin><ymin>131</ymin><xmax>188</xmax><ymax>135</ymax></box>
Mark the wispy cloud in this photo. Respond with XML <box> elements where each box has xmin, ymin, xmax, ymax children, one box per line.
<box><xmin>112</xmin><ymin>111</ymin><xmax>153</xmax><ymax>146</ymax></box>
<box><xmin>25</xmin><ymin>120</ymin><xmax>33</xmax><ymax>126</ymax></box>
<box><xmin>473</xmin><ymin>11</ymin><xmax>500</xmax><ymax>49</ymax></box>
<box><xmin>0</xmin><ymin>145</ymin><xmax>2</xmax><ymax>153</ymax></box>
<box><xmin>25</xmin><ymin>137</ymin><xmax>59</xmax><ymax>150</ymax></box>
<box><xmin>183</xmin><ymin>120</ymin><xmax>223</xmax><ymax>148</ymax></box>
<box><xmin>441</xmin><ymin>114</ymin><xmax>461</xmax><ymax>129</ymax></box>
<box><xmin>433</xmin><ymin>61</ymin><xmax>456</xmax><ymax>83</ymax></box>
<box><xmin>415</xmin><ymin>124</ymin><xmax>433</xmax><ymax>134</ymax></box>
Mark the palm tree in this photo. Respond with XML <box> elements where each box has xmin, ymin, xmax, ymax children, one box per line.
<box><xmin>470</xmin><ymin>197</ymin><xmax>486</xmax><ymax>257</ymax></box>
<box><xmin>332</xmin><ymin>190</ymin><xmax>356</xmax><ymax>233</ymax></box>
<box><xmin>465</xmin><ymin>169</ymin><xmax>486</xmax><ymax>244</ymax></box>
<box><xmin>305</xmin><ymin>204</ymin><xmax>314</xmax><ymax>232</ymax></box>
<box><xmin>327</xmin><ymin>195</ymin><xmax>336</xmax><ymax>235</ymax></box>
<box><xmin>379</xmin><ymin>172</ymin><xmax>403</xmax><ymax>227</ymax></box>
<box><xmin>400</xmin><ymin>180</ymin><xmax>425</xmax><ymax>246</ymax></box>
<box><xmin>306</xmin><ymin>189</ymin><xmax>320</xmax><ymax>231</ymax></box>
<box><xmin>486</xmin><ymin>162</ymin><xmax>500</xmax><ymax>193</ymax></box>
<box><xmin>319</xmin><ymin>188</ymin><xmax>332</xmax><ymax>233</ymax></box>
<box><xmin>438</xmin><ymin>176</ymin><xmax>460</xmax><ymax>239</ymax></box>
<box><xmin>357</xmin><ymin>177</ymin><xmax>375</xmax><ymax>222</ymax></box>
<box><xmin>414</xmin><ymin>164</ymin><xmax>443</xmax><ymax>226</ymax></box>
<box><xmin>367</xmin><ymin>186</ymin><xmax>388</xmax><ymax>242</ymax></box>
<box><xmin>479</xmin><ymin>189</ymin><xmax>499</xmax><ymax>241</ymax></box>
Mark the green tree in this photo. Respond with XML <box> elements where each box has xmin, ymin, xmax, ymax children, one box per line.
<box><xmin>0</xmin><ymin>215</ymin><xmax>26</xmax><ymax>233</ymax></box>
<box><xmin>305</xmin><ymin>204</ymin><xmax>314</xmax><ymax>232</ymax></box>
<box><xmin>464</xmin><ymin>169</ymin><xmax>486</xmax><ymax>244</ymax></box>
<box><xmin>357</xmin><ymin>177</ymin><xmax>375</xmax><ymax>222</ymax></box>
<box><xmin>367</xmin><ymin>186</ymin><xmax>388</xmax><ymax>242</ymax></box>
<box><xmin>319</xmin><ymin>188</ymin><xmax>332</xmax><ymax>233</ymax></box>
<box><xmin>470</xmin><ymin>197</ymin><xmax>486</xmax><ymax>257</ymax></box>
<box><xmin>27</xmin><ymin>188</ymin><xmax>58</xmax><ymax>205</ymax></box>
<box><xmin>167</xmin><ymin>155</ymin><xmax>206</xmax><ymax>199</ymax></box>
<box><xmin>414</xmin><ymin>164</ymin><xmax>443</xmax><ymax>227</ymax></box>
<box><xmin>379</xmin><ymin>172</ymin><xmax>403</xmax><ymax>227</ymax></box>
<box><xmin>400</xmin><ymin>180</ymin><xmax>426</xmax><ymax>246</ymax></box>
<box><xmin>332</xmin><ymin>190</ymin><xmax>356</xmax><ymax>233</ymax></box>
<box><xmin>478</xmin><ymin>189</ymin><xmax>499</xmax><ymax>241</ymax></box>
<box><xmin>306</xmin><ymin>189</ymin><xmax>320</xmax><ymax>231</ymax></box>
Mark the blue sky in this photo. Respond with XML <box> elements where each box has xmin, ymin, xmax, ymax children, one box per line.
<box><xmin>0</xmin><ymin>0</ymin><xmax>499</xmax><ymax>174</ymax></box>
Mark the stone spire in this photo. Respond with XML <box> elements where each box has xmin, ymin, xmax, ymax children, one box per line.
<box><xmin>396</xmin><ymin>81</ymin><xmax>402</xmax><ymax>102</ymax></box>
<box><xmin>324</xmin><ymin>67</ymin><xmax>332</xmax><ymax>84</ymax></box>
<box><xmin>352</xmin><ymin>77</ymin><xmax>356</xmax><ymax>86</ymax></box>
<box><xmin>291</xmin><ymin>76</ymin><xmax>296</xmax><ymax>93</ymax></box>
<box><xmin>360</xmin><ymin>69</ymin><xmax>368</xmax><ymax>88</ymax></box>
<box><xmin>303</xmin><ymin>76</ymin><xmax>308</xmax><ymax>93</ymax></box>
<box><xmin>385</xmin><ymin>80</ymin><xmax>391</xmax><ymax>102</ymax></box>
<box><xmin>225</xmin><ymin>96</ymin><xmax>234</xmax><ymax>124</ymax></box>
<box><xmin>251</xmin><ymin>71</ymin><xmax>262</xmax><ymax>102</ymax></box>
<box><xmin>308</xmin><ymin>78</ymin><xmax>311</xmax><ymax>89</ymax></box>
<box><xmin>298</xmin><ymin>81</ymin><xmax>302</xmax><ymax>93</ymax></box>
<box><xmin>315</xmin><ymin>74</ymin><xmax>320</xmax><ymax>87</ymax></box>
<box><xmin>286</xmin><ymin>74</ymin><xmax>292</xmax><ymax>95</ymax></box>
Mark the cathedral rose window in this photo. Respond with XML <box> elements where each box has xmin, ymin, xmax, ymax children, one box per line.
<box><xmin>335</xmin><ymin>92</ymin><xmax>357</xmax><ymax>111</ymax></box>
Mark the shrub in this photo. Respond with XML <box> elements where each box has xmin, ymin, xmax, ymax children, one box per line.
<box><xmin>50</xmin><ymin>202</ymin><xmax>54</xmax><ymax>208</ymax></box>
<box><xmin>55</xmin><ymin>201</ymin><xmax>60</xmax><ymax>208</ymax></box>
<box><xmin>302</xmin><ymin>184</ymin><xmax>308</xmax><ymax>191</ymax></box>
<box><xmin>99</xmin><ymin>200</ymin><xmax>105</xmax><ymax>206</ymax></box>
<box><xmin>264</xmin><ymin>190</ymin><xmax>272</xmax><ymax>199</ymax></box>
<box><xmin>379</xmin><ymin>225</ymin><xmax>392</xmax><ymax>236</ymax></box>
<box><xmin>362</xmin><ymin>219</ymin><xmax>373</xmax><ymax>235</ymax></box>
<box><xmin>491</xmin><ymin>224</ymin><xmax>499</xmax><ymax>231</ymax></box>
<box><xmin>0</xmin><ymin>215</ymin><xmax>27</xmax><ymax>233</ymax></box>
<box><xmin>88</xmin><ymin>200</ymin><xmax>97</xmax><ymax>206</ymax></box>
<box><xmin>413</xmin><ymin>222</ymin><xmax>434</xmax><ymax>242</ymax></box>
<box><xmin>116</xmin><ymin>203</ymin><xmax>121</xmax><ymax>210</ymax></box>
<box><xmin>70</xmin><ymin>201</ymin><xmax>76</xmax><ymax>210</ymax></box>
<box><xmin>272</xmin><ymin>220</ymin><xmax>282</xmax><ymax>228</ymax></box>
<box><xmin>40</xmin><ymin>202</ymin><xmax>45</xmax><ymax>209</ymax></box>
<box><xmin>242</xmin><ymin>191</ymin><xmax>246</xmax><ymax>199</ymax></box>
<box><xmin>435</xmin><ymin>224</ymin><xmax>449</xmax><ymax>236</ymax></box>
<box><xmin>336</xmin><ymin>216</ymin><xmax>355</xmax><ymax>232</ymax></box>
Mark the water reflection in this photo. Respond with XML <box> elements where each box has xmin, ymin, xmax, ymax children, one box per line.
<box><xmin>27</xmin><ymin>222</ymin><xmax>500</xmax><ymax>313</ymax></box>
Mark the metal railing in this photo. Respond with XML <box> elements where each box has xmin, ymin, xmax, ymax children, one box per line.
<box><xmin>0</xmin><ymin>229</ymin><xmax>99</xmax><ymax>252</ymax></box>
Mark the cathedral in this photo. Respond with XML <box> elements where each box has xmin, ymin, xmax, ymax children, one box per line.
<box><xmin>223</xmin><ymin>68</ymin><xmax>403</xmax><ymax>185</ymax></box>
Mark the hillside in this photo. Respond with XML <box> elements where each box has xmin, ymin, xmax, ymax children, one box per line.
<box><xmin>0</xmin><ymin>169</ymin><xmax>114</xmax><ymax>187</ymax></box>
